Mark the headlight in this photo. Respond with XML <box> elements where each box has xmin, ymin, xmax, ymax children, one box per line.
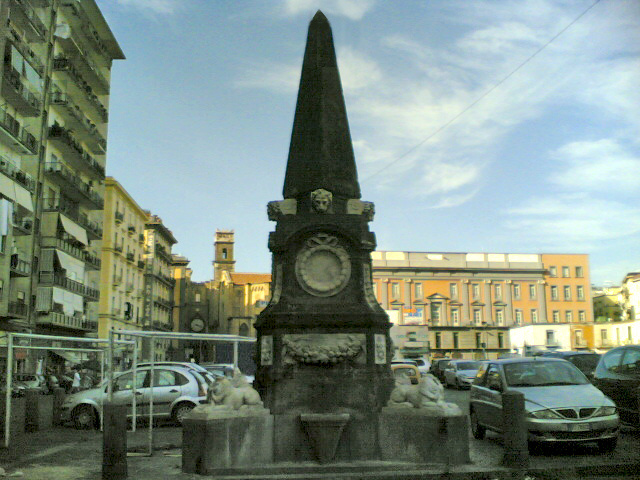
<box><xmin>594</xmin><ymin>406</ymin><xmax>617</xmax><ymax>417</ymax></box>
<box><xmin>528</xmin><ymin>409</ymin><xmax>563</xmax><ymax>419</ymax></box>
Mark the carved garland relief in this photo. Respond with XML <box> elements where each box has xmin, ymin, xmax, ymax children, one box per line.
<box><xmin>282</xmin><ymin>334</ymin><xmax>365</xmax><ymax>365</ymax></box>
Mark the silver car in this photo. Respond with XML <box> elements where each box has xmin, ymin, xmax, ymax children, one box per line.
<box><xmin>469</xmin><ymin>358</ymin><xmax>619</xmax><ymax>451</ymax></box>
<box><xmin>444</xmin><ymin>360</ymin><xmax>482</xmax><ymax>389</ymax></box>
<box><xmin>60</xmin><ymin>365</ymin><xmax>208</xmax><ymax>429</ymax></box>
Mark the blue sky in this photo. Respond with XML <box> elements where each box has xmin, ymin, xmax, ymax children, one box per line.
<box><xmin>95</xmin><ymin>0</ymin><xmax>640</xmax><ymax>286</ymax></box>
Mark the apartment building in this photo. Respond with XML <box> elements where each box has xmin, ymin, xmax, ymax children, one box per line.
<box><xmin>0</xmin><ymin>0</ymin><xmax>123</xmax><ymax>365</ymax></box>
<box><xmin>593</xmin><ymin>286</ymin><xmax>624</xmax><ymax>323</ymax></box>
<box><xmin>97</xmin><ymin>178</ymin><xmax>147</xmax><ymax>344</ymax></box>
<box><xmin>371</xmin><ymin>251</ymin><xmax>593</xmax><ymax>359</ymax></box>
<box><xmin>621</xmin><ymin>272</ymin><xmax>640</xmax><ymax>322</ymax></box>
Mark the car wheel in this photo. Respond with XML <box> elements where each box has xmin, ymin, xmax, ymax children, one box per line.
<box><xmin>598</xmin><ymin>437</ymin><xmax>617</xmax><ymax>453</ymax></box>
<box><xmin>172</xmin><ymin>402</ymin><xmax>195</xmax><ymax>425</ymax></box>
<box><xmin>72</xmin><ymin>405</ymin><xmax>98</xmax><ymax>430</ymax></box>
<box><xmin>470</xmin><ymin>409</ymin><xmax>485</xmax><ymax>440</ymax></box>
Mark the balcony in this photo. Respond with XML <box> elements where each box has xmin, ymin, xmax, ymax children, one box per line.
<box><xmin>137</xmin><ymin>260</ymin><xmax>145</xmax><ymax>270</ymax></box>
<box><xmin>126</xmin><ymin>252</ymin><xmax>135</xmax><ymax>263</ymax></box>
<box><xmin>7</xmin><ymin>301</ymin><xmax>28</xmax><ymax>319</ymax></box>
<box><xmin>114</xmin><ymin>244</ymin><xmax>123</xmax><ymax>254</ymax></box>
<box><xmin>60</xmin><ymin>2</ymin><xmax>112</xmax><ymax>64</ymax></box>
<box><xmin>114</xmin><ymin>211</ymin><xmax>124</xmax><ymax>224</ymax></box>
<box><xmin>44</xmin><ymin>161</ymin><xmax>104</xmax><ymax>210</ymax></box>
<box><xmin>39</xmin><ymin>272</ymin><xmax>100</xmax><ymax>300</ymax></box>
<box><xmin>2</xmin><ymin>66</ymin><xmax>41</xmax><ymax>116</ymax></box>
<box><xmin>138</xmin><ymin>233</ymin><xmax>145</xmax><ymax>244</ymax></box>
<box><xmin>41</xmin><ymin>236</ymin><xmax>101</xmax><ymax>269</ymax></box>
<box><xmin>49</xmin><ymin>90</ymin><xmax>106</xmax><ymax>153</ymax></box>
<box><xmin>36</xmin><ymin>312</ymin><xmax>94</xmax><ymax>332</ymax></box>
<box><xmin>125</xmin><ymin>283</ymin><xmax>134</xmax><ymax>293</ymax></box>
<box><xmin>127</xmin><ymin>225</ymin><xmax>135</xmax><ymax>236</ymax></box>
<box><xmin>545</xmin><ymin>339</ymin><xmax>560</xmax><ymax>347</ymax></box>
<box><xmin>9</xmin><ymin>254</ymin><xmax>31</xmax><ymax>277</ymax></box>
<box><xmin>154</xmin><ymin>243</ymin><xmax>172</xmax><ymax>262</ymax></box>
<box><xmin>43</xmin><ymin>198</ymin><xmax>103</xmax><ymax>240</ymax></box>
<box><xmin>597</xmin><ymin>339</ymin><xmax>615</xmax><ymax>349</ymax></box>
<box><xmin>153</xmin><ymin>296</ymin><xmax>173</xmax><ymax>310</ymax></box>
<box><xmin>152</xmin><ymin>320</ymin><xmax>171</xmax><ymax>331</ymax></box>
<box><xmin>12</xmin><ymin>211</ymin><xmax>33</xmax><ymax>236</ymax></box>
<box><xmin>112</xmin><ymin>275</ymin><xmax>122</xmax><ymax>286</ymax></box>
<box><xmin>47</xmin><ymin>125</ymin><xmax>105</xmax><ymax>179</ymax></box>
<box><xmin>7</xmin><ymin>29</ymin><xmax>45</xmax><ymax>75</ymax></box>
<box><xmin>0</xmin><ymin>154</ymin><xmax>36</xmax><ymax>192</ymax></box>
<box><xmin>54</xmin><ymin>42</ymin><xmax>109</xmax><ymax>95</ymax></box>
<box><xmin>10</xmin><ymin>0</ymin><xmax>47</xmax><ymax>42</ymax></box>
<box><xmin>0</xmin><ymin>107</ymin><xmax>38</xmax><ymax>155</ymax></box>
<box><xmin>52</xmin><ymin>57</ymin><xmax>108</xmax><ymax>123</ymax></box>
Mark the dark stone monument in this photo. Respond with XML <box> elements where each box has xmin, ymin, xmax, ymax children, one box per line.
<box><xmin>254</xmin><ymin>10</ymin><xmax>394</xmax><ymax>463</ymax></box>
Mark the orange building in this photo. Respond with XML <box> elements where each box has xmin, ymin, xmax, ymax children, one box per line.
<box><xmin>371</xmin><ymin>252</ymin><xmax>593</xmax><ymax>359</ymax></box>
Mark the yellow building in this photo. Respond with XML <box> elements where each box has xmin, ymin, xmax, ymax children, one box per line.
<box><xmin>98</xmin><ymin>178</ymin><xmax>147</xmax><ymax>345</ymax></box>
<box><xmin>372</xmin><ymin>252</ymin><xmax>593</xmax><ymax>359</ymax></box>
<box><xmin>592</xmin><ymin>286</ymin><xmax>623</xmax><ymax>323</ymax></box>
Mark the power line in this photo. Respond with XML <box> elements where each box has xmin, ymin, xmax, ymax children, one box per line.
<box><xmin>363</xmin><ymin>0</ymin><xmax>602</xmax><ymax>182</ymax></box>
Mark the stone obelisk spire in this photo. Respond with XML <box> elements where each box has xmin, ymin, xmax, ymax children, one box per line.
<box><xmin>255</xmin><ymin>11</ymin><xmax>394</xmax><ymax>463</ymax></box>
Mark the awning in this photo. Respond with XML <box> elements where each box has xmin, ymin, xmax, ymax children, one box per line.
<box><xmin>51</xmin><ymin>349</ymin><xmax>85</xmax><ymax>364</ymax></box>
<box><xmin>56</xmin><ymin>250</ymin><xmax>85</xmax><ymax>279</ymax></box>
<box><xmin>60</xmin><ymin>214</ymin><xmax>88</xmax><ymax>245</ymax></box>
<box><xmin>0</xmin><ymin>174</ymin><xmax>33</xmax><ymax>212</ymax></box>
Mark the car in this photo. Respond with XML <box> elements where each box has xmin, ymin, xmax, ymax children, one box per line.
<box><xmin>136</xmin><ymin>361</ymin><xmax>217</xmax><ymax>385</ymax></box>
<box><xmin>469</xmin><ymin>358</ymin><xmax>619</xmax><ymax>451</ymax></box>
<box><xmin>541</xmin><ymin>351</ymin><xmax>601</xmax><ymax>381</ymax></box>
<box><xmin>428</xmin><ymin>358</ymin><xmax>452</xmax><ymax>383</ymax></box>
<box><xmin>592</xmin><ymin>345</ymin><xmax>640</xmax><ymax>426</ymax></box>
<box><xmin>444</xmin><ymin>360</ymin><xmax>483</xmax><ymax>389</ymax></box>
<box><xmin>200</xmin><ymin>363</ymin><xmax>254</xmax><ymax>384</ymax></box>
<box><xmin>391</xmin><ymin>363</ymin><xmax>421</xmax><ymax>385</ymax></box>
<box><xmin>60</xmin><ymin>365</ymin><xmax>209</xmax><ymax>429</ymax></box>
<box><xmin>14</xmin><ymin>374</ymin><xmax>48</xmax><ymax>395</ymax></box>
<box><xmin>411</xmin><ymin>358</ymin><xmax>431</xmax><ymax>376</ymax></box>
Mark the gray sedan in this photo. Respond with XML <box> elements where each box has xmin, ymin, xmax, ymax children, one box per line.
<box><xmin>469</xmin><ymin>358</ymin><xmax>619</xmax><ymax>451</ymax></box>
<box><xmin>444</xmin><ymin>360</ymin><xmax>482</xmax><ymax>389</ymax></box>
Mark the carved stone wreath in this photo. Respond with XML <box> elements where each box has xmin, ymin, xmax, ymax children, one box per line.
<box><xmin>282</xmin><ymin>334</ymin><xmax>364</xmax><ymax>366</ymax></box>
<box><xmin>295</xmin><ymin>233</ymin><xmax>351</xmax><ymax>297</ymax></box>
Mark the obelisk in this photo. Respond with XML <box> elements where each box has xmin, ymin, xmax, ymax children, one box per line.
<box><xmin>254</xmin><ymin>11</ymin><xmax>394</xmax><ymax>462</ymax></box>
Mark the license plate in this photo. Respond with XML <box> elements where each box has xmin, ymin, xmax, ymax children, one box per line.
<box><xmin>567</xmin><ymin>423</ymin><xmax>590</xmax><ymax>432</ymax></box>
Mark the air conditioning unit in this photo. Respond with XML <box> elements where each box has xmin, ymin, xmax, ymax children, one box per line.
<box><xmin>21</xmin><ymin>217</ymin><xmax>33</xmax><ymax>230</ymax></box>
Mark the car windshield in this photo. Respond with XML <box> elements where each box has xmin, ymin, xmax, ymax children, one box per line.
<box><xmin>456</xmin><ymin>361</ymin><xmax>480</xmax><ymax>371</ymax></box>
<box><xmin>504</xmin><ymin>361</ymin><xmax>588</xmax><ymax>387</ymax></box>
<box><xmin>394</xmin><ymin>368</ymin><xmax>415</xmax><ymax>377</ymax></box>
<box><xmin>437</xmin><ymin>360</ymin><xmax>450</xmax><ymax>369</ymax></box>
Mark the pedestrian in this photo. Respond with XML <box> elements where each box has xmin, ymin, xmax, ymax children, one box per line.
<box><xmin>71</xmin><ymin>370</ymin><xmax>81</xmax><ymax>393</ymax></box>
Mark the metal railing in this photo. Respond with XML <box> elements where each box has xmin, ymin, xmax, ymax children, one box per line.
<box><xmin>41</xmin><ymin>236</ymin><xmax>101</xmax><ymax>269</ymax></box>
<box><xmin>39</xmin><ymin>272</ymin><xmax>100</xmax><ymax>300</ymax></box>
<box><xmin>52</xmin><ymin>57</ymin><xmax>108</xmax><ymax>121</ymax></box>
<box><xmin>2</xmin><ymin>66</ymin><xmax>41</xmax><ymax>115</ymax></box>
<box><xmin>0</xmin><ymin>106</ymin><xmax>38</xmax><ymax>154</ymax></box>
<box><xmin>11</xmin><ymin>0</ymin><xmax>47</xmax><ymax>41</ymax></box>
<box><xmin>0</xmin><ymin>154</ymin><xmax>35</xmax><ymax>191</ymax></box>
<box><xmin>47</xmin><ymin>125</ymin><xmax>105</xmax><ymax>178</ymax></box>
<box><xmin>42</xmin><ymin>198</ymin><xmax>103</xmax><ymax>239</ymax></box>
<box><xmin>44</xmin><ymin>161</ymin><xmax>104</xmax><ymax>209</ymax></box>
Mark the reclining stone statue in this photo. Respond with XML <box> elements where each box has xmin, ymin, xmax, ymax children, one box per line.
<box><xmin>206</xmin><ymin>369</ymin><xmax>263</xmax><ymax>411</ymax></box>
<box><xmin>387</xmin><ymin>373</ymin><xmax>461</xmax><ymax>416</ymax></box>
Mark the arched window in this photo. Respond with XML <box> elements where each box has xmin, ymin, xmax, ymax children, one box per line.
<box><xmin>239</xmin><ymin>323</ymin><xmax>249</xmax><ymax>337</ymax></box>
<box><xmin>222</xmin><ymin>248</ymin><xmax>228</xmax><ymax>259</ymax></box>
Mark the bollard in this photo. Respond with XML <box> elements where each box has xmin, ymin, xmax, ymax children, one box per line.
<box><xmin>102</xmin><ymin>402</ymin><xmax>127</xmax><ymax>480</ymax></box>
<box><xmin>502</xmin><ymin>390</ymin><xmax>529</xmax><ymax>470</ymax></box>
<box><xmin>24</xmin><ymin>389</ymin><xmax>40</xmax><ymax>433</ymax></box>
<box><xmin>52</xmin><ymin>388</ymin><xmax>66</xmax><ymax>427</ymax></box>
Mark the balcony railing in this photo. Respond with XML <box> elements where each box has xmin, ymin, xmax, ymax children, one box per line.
<box><xmin>9</xmin><ymin>255</ymin><xmax>31</xmax><ymax>276</ymax></box>
<box><xmin>126</xmin><ymin>252</ymin><xmax>134</xmax><ymax>263</ymax></box>
<box><xmin>47</xmin><ymin>125</ymin><xmax>105</xmax><ymax>179</ymax></box>
<box><xmin>155</xmin><ymin>243</ymin><xmax>172</xmax><ymax>262</ymax></box>
<box><xmin>41</xmin><ymin>236</ymin><xmax>101</xmax><ymax>269</ymax></box>
<box><xmin>127</xmin><ymin>225</ymin><xmax>135</xmax><ymax>235</ymax></box>
<box><xmin>7</xmin><ymin>302</ymin><xmax>28</xmax><ymax>318</ymax></box>
<box><xmin>42</xmin><ymin>198</ymin><xmax>103</xmax><ymax>240</ymax></box>
<box><xmin>8</xmin><ymin>29</ymin><xmax>45</xmax><ymax>75</ymax></box>
<box><xmin>60</xmin><ymin>2</ymin><xmax>111</xmax><ymax>63</ymax></box>
<box><xmin>138</xmin><ymin>233</ymin><xmax>145</xmax><ymax>244</ymax></box>
<box><xmin>12</xmin><ymin>212</ymin><xmax>33</xmax><ymax>236</ymax></box>
<box><xmin>114</xmin><ymin>211</ymin><xmax>124</xmax><ymax>223</ymax></box>
<box><xmin>44</xmin><ymin>161</ymin><xmax>104</xmax><ymax>209</ymax></box>
<box><xmin>152</xmin><ymin>320</ymin><xmax>171</xmax><ymax>331</ymax></box>
<box><xmin>0</xmin><ymin>154</ymin><xmax>36</xmax><ymax>192</ymax></box>
<box><xmin>10</xmin><ymin>0</ymin><xmax>47</xmax><ymax>42</ymax></box>
<box><xmin>125</xmin><ymin>283</ymin><xmax>134</xmax><ymax>293</ymax></box>
<box><xmin>137</xmin><ymin>260</ymin><xmax>145</xmax><ymax>270</ymax></box>
<box><xmin>39</xmin><ymin>272</ymin><xmax>100</xmax><ymax>300</ymax></box>
<box><xmin>112</xmin><ymin>275</ymin><xmax>122</xmax><ymax>286</ymax></box>
<box><xmin>0</xmin><ymin>106</ymin><xmax>38</xmax><ymax>154</ymax></box>
<box><xmin>52</xmin><ymin>57</ymin><xmax>108</xmax><ymax>121</ymax></box>
<box><xmin>574</xmin><ymin>338</ymin><xmax>588</xmax><ymax>348</ymax></box>
<box><xmin>36</xmin><ymin>312</ymin><xmax>94</xmax><ymax>331</ymax></box>
<box><xmin>2</xmin><ymin>66</ymin><xmax>41</xmax><ymax>116</ymax></box>
<box><xmin>153</xmin><ymin>297</ymin><xmax>173</xmax><ymax>310</ymax></box>
<box><xmin>49</xmin><ymin>89</ymin><xmax>107</xmax><ymax>153</ymax></box>
<box><xmin>114</xmin><ymin>244</ymin><xmax>123</xmax><ymax>253</ymax></box>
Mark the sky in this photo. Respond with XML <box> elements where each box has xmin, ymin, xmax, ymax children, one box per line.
<box><xmin>94</xmin><ymin>0</ymin><xmax>640</xmax><ymax>286</ymax></box>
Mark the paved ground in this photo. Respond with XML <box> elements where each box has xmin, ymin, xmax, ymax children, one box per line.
<box><xmin>0</xmin><ymin>389</ymin><xmax>636</xmax><ymax>479</ymax></box>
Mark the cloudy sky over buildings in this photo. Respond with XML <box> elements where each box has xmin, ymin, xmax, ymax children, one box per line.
<box><xmin>96</xmin><ymin>0</ymin><xmax>639</xmax><ymax>285</ymax></box>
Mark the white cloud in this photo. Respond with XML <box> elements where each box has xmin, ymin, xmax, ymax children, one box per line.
<box><xmin>116</xmin><ymin>0</ymin><xmax>180</xmax><ymax>14</ymax></box>
<box><xmin>234</xmin><ymin>62</ymin><xmax>300</xmax><ymax>93</ymax></box>
<box><xmin>282</xmin><ymin>0</ymin><xmax>376</xmax><ymax>20</ymax></box>
<box><xmin>550</xmin><ymin>139</ymin><xmax>640</xmax><ymax>193</ymax></box>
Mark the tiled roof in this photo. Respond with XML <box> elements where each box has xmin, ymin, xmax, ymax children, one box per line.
<box><xmin>230</xmin><ymin>273</ymin><xmax>271</xmax><ymax>285</ymax></box>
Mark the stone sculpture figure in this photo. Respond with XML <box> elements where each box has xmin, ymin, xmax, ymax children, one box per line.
<box><xmin>387</xmin><ymin>374</ymin><xmax>462</xmax><ymax>416</ymax></box>
<box><xmin>310</xmin><ymin>188</ymin><xmax>333</xmax><ymax>213</ymax></box>
<box><xmin>207</xmin><ymin>372</ymin><xmax>264</xmax><ymax>411</ymax></box>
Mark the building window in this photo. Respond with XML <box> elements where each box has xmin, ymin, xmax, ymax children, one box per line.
<box><xmin>575</xmin><ymin>266</ymin><xmax>583</xmax><ymax>277</ymax></box>
<box><xmin>430</xmin><ymin>303</ymin><xmax>441</xmax><ymax>325</ymax></box>
<box><xmin>529</xmin><ymin>284</ymin><xmax>536</xmax><ymax>300</ymax></box>
<box><xmin>562</xmin><ymin>266</ymin><xmax>570</xmax><ymax>278</ymax></box>
<box><xmin>566</xmin><ymin>310</ymin><xmax>573</xmax><ymax>322</ymax></box>
<box><xmin>391</xmin><ymin>283</ymin><xmax>400</xmax><ymax>299</ymax></box>
<box><xmin>451</xmin><ymin>308</ymin><xmax>459</xmax><ymax>325</ymax></box>
<box><xmin>195</xmin><ymin>293</ymin><xmax>201</xmax><ymax>303</ymax></box>
<box><xmin>551</xmin><ymin>286</ymin><xmax>559</xmax><ymax>301</ymax></box>
<box><xmin>563</xmin><ymin>285</ymin><xmax>571</xmax><ymax>301</ymax></box>
<box><xmin>549</xmin><ymin>266</ymin><xmax>557</xmax><ymax>277</ymax></box>
<box><xmin>577</xmin><ymin>285</ymin><xmax>585</xmax><ymax>301</ymax></box>
<box><xmin>513</xmin><ymin>283</ymin><xmax>521</xmax><ymax>300</ymax></box>
<box><xmin>552</xmin><ymin>310</ymin><xmax>560</xmax><ymax>322</ymax></box>
<box><xmin>515</xmin><ymin>309</ymin><xmax>523</xmax><ymax>325</ymax></box>
<box><xmin>435</xmin><ymin>332</ymin><xmax>441</xmax><ymax>349</ymax></box>
<box><xmin>579</xmin><ymin>310</ymin><xmax>586</xmax><ymax>322</ymax></box>
<box><xmin>453</xmin><ymin>332</ymin><xmax>459</xmax><ymax>349</ymax></box>
<box><xmin>475</xmin><ymin>332</ymin><xmax>482</xmax><ymax>348</ymax></box>
<box><xmin>495</xmin><ymin>284</ymin><xmax>502</xmax><ymax>300</ymax></box>
<box><xmin>473</xmin><ymin>308</ymin><xmax>482</xmax><ymax>325</ymax></box>
<box><xmin>531</xmin><ymin>309</ymin><xmax>538</xmax><ymax>323</ymax></box>
<box><xmin>575</xmin><ymin>329</ymin><xmax>584</xmax><ymax>345</ymax></box>
<box><xmin>414</xmin><ymin>282</ymin><xmax>423</xmax><ymax>299</ymax></box>
<box><xmin>450</xmin><ymin>283</ymin><xmax>458</xmax><ymax>299</ymax></box>
<box><xmin>472</xmin><ymin>284</ymin><xmax>480</xmax><ymax>299</ymax></box>
<box><xmin>495</xmin><ymin>309</ymin><xmax>504</xmax><ymax>325</ymax></box>
<box><xmin>546</xmin><ymin>330</ymin><xmax>556</xmax><ymax>346</ymax></box>
<box><xmin>498</xmin><ymin>333</ymin><xmax>504</xmax><ymax>349</ymax></box>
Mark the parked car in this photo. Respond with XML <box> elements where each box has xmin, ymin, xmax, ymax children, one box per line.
<box><xmin>199</xmin><ymin>363</ymin><xmax>254</xmax><ymax>384</ymax></box>
<box><xmin>391</xmin><ymin>363</ymin><xmax>421</xmax><ymax>385</ymax></box>
<box><xmin>428</xmin><ymin>358</ymin><xmax>452</xmax><ymax>383</ymax></box>
<box><xmin>444</xmin><ymin>360</ymin><xmax>482</xmax><ymax>389</ymax></box>
<box><xmin>541</xmin><ymin>351</ymin><xmax>601</xmax><ymax>381</ymax></box>
<box><xmin>413</xmin><ymin>358</ymin><xmax>431</xmax><ymax>376</ymax></box>
<box><xmin>60</xmin><ymin>365</ymin><xmax>209</xmax><ymax>429</ymax></box>
<box><xmin>469</xmin><ymin>358</ymin><xmax>619</xmax><ymax>451</ymax></box>
<box><xmin>136</xmin><ymin>361</ymin><xmax>217</xmax><ymax>385</ymax></box>
<box><xmin>593</xmin><ymin>345</ymin><xmax>640</xmax><ymax>426</ymax></box>
<box><xmin>14</xmin><ymin>374</ymin><xmax>48</xmax><ymax>395</ymax></box>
